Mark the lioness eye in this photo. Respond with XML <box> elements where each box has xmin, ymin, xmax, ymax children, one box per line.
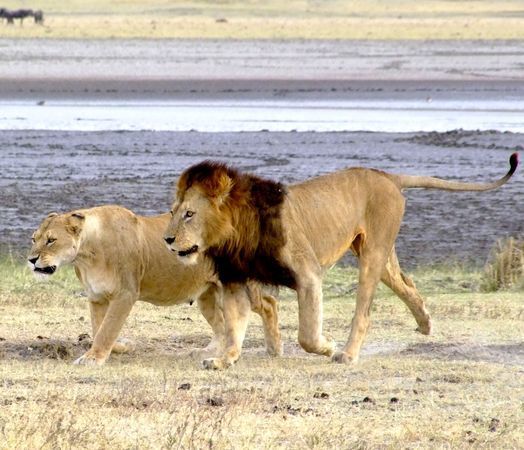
<box><xmin>46</xmin><ymin>238</ymin><xmax>56</xmax><ymax>246</ymax></box>
<box><xmin>184</xmin><ymin>211</ymin><xmax>194</xmax><ymax>219</ymax></box>
<box><xmin>169</xmin><ymin>210</ymin><xmax>174</xmax><ymax>217</ymax></box>
<box><xmin>31</xmin><ymin>237</ymin><xmax>35</xmax><ymax>243</ymax></box>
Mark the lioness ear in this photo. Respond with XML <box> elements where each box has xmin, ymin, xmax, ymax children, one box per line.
<box><xmin>46</xmin><ymin>212</ymin><xmax>58</xmax><ymax>218</ymax></box>
<box><xmin>67</xmin><ymin>212</ymin><xmax>85</xmax><ymax>235</ymax></box>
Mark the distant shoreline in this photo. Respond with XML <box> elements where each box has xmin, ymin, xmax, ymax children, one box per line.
<box><xmin>0</xmin><ymin>39</ymin><xmax>523</xmax><ymax>102</ymax></box>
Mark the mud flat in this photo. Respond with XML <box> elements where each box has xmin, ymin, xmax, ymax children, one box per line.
<box><xmin>2</xmin><ymin>129</ymin><xmax>522</xmax><ymax>267</ymax></box>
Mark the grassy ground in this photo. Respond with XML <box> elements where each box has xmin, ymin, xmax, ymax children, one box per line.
<box><xmin>0</xmin><ymin>255</ymin><xmax>522</xmax><ymax>448</ymax></box>
<box><xmin>1</xmin><ymin>0</ymin><xmax>524</xmax><ymax>39</ymax></box>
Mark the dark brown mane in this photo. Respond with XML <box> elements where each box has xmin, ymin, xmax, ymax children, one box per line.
<box><xmin>179</xmin><ymin>161</ymin><xmax>296</xmax><ymax>288</ymax></box>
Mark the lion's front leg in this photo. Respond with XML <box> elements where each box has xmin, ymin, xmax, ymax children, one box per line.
<box><xmin>202</xmin><ymin>285</ymin><xmax>250</xmax><ymax>370</ymax></box>
<box><xmin>74</xmin><ymin>293</ymin><xmax>136</xmax><ymax>366</ymax></box>
<box><xmin>296</xmin><ymin>276</ymin><xmax>337</xmax><ymax>358</ymax></box>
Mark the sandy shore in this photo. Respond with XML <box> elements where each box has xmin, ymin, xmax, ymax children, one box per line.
<box><xmin>0</xmin><ymin>39</ymin><xmax>523</xmax><ymax>102</ymax></box>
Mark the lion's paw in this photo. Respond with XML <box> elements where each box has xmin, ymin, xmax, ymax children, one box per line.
<box><xmin>331</xmin><ymin>351</ymin><xmax>357</xmax><ymax>365</ymax></box>
<box><xmin>73</xmin><ymin>352</ymin><xmax>106</xmax><ymax>366</ymax></box>
<box><xmin>416</xmin><ymin>319</ymin><xmax>432</xmax><ymax>336</ymax></box>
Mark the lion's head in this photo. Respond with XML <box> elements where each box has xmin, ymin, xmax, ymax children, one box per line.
<box><xmin>164</xmin><ymin>161</ymin><xmax>295</xmax><ymax>287</ymax></box>
<box><xmin>164</xmin><ymin>162</ymin><xmax>239</xmax><ymax>265</ymax></box>
<box><xmin>28</xmin><ymin>211</ymin><xmax>85</xmax><ymax>275</ymax></box>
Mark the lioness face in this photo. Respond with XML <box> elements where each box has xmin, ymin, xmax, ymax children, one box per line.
<box><xmin>164</xmin><ymin>187</ymin><xmax>232</xmax><ymax>265</ymax></box>
<box><xmin>28</xmin><ymin>212</ymin><xmax>84</xmax><ymax>276</ymax></box>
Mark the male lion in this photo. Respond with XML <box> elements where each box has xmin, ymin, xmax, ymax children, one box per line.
<box><xmin>28</xmin><ymin>205</ymin><xmax>281</xmax><ymax>365</ymax></box>
<box><xmin>164</xmin><ymin>153</ymin><xmax>518</xmax><ymax>369</ymax></box>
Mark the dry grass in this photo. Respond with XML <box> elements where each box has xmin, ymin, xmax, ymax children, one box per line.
<box><xmin>1</xmin><ymin>256</ymin><xmax>523</xmax><ymax>448</ymax></box>
<box><xmin>482</xmin><ymin>237</ymin><xmax>524</xmax><ymax>292</ymax></box>
<box><xmin>1</xmin><ymin>0</ymin><xmax>524</xmax><ymax>39</ymax></box>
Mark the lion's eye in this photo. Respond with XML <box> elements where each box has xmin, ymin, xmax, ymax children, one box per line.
<box><xmin>46</xmin><ymin>238</ymin><xmax>56</xmax><ymax>246</ymax></box>
<box><xmin>184</xmin><ymin>210</ymin><xmax>195</xmax><ymax>219</ymax></box>
<box><xmin>31</xmin><ymin>237</ymin><xmax>35</xmax><ymax>244</ymax></box>
<box><xmin>169</xmin><ymin>210</ymin><xmax>174</xmax><ymax>217</ymax></box>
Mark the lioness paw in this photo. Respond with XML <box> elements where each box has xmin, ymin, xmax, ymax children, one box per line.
<box><xmin>331</xmin><ymin>351</ymin><xmax>357</xmax><ymax>365</ymax></box>
<box><xmin>266</xmin><ymin>341</ymin><xmax>283</xmax><ymax>357</ymax></box>
<box><xmin>112</xmin><ymin>338</ymin><xmax>136</xmax><ymax>354</ymax></box>
<box><xmin>73</xmin><ymin>352</ymin><xmax>106</xmax><ymax>366</ymax></box>
<box><xmin>202</xmin><ymin>357</ymin><xmax>231</xmax><ymax>370</ymax></box>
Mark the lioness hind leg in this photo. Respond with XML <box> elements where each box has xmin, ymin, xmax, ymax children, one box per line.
<box><xmin>381</xmin><ymin>248</ymin><xmax>432</xmax><ymax>335</ymax></box>
<box><xmin>202</xmin><ymin>285</ymin><xmax>251</xmax><ymax>370</ymax></box>
<box><xmin>248</xmin><ymin>289</ymin><xmax>282</xmax><ymax>357</ymax></box>
<box><xmin>193</xmin><ymin>285</ymin><xmax>226</xmax><ymax>357</ymax></box>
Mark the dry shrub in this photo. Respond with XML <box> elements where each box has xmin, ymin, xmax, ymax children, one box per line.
<box><xmin>481</xmin><ymin>237</ymin><xmax>524</xmax><ymax>292</ymax></box>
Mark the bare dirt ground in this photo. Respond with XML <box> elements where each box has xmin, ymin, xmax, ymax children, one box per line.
<box><xmin>1</xmin><ymin>263</ymin><xmax>522</xmax><ymax>448</ymax></box>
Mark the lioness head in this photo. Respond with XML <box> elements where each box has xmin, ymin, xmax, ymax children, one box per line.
<box><xmin>164</xmin><ymin>162</ymin><xmax>237</xmax><ymax>265</ymax></box>
<box><xmin>28</xmin><ymin>211</ymin><xmax>85</xmax><ymax>275</ymax></box>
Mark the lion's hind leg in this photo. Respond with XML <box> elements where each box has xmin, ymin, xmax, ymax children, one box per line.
<box><xmin>332</xmin><ymin>245</ymin><xmax>388</xmax><ymax>364</ymax></box>
<box><xmin>381</xmin><ymin>247</ymin><xmax>432</xmax><ymax>335</ymax></box>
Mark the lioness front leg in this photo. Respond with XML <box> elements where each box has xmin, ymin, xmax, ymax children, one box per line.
<box><xmin>74</xmin><ymin>293</ymin><xmax>136</xmax><ymax>366</ymax></box>
<box><xmin>202</xmin><ymin>285</ymin><xmax>251</xmax><ymax>370</ymax></box>
<box><xmin>85</xmin><ymin>300</ymin><xmax>135</xmax><ymax>355</ymax></box>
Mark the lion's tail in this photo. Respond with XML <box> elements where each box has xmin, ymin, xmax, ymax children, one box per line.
<box><xmin>397</xmin><ymin>152</ymin><xmax>518</xmax><ymax>192</ymax></box>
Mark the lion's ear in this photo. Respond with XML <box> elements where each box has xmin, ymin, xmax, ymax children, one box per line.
<box><xmin>67</xmin><ymin>212</ymin><xmax>85</xmax><ymax>235</ymax></box>
<box><xmin>46</xmin><ymin>212</ymin><xmax>58</xmax><ymax>218</ymax></box>
<box><xmin>213</xmin><ymin>173</ymin><xmax>233</xmax><ymax>205</ymax></box>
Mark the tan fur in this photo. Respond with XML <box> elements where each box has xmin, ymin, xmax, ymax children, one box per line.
<box><xmin>28</xmin><ymin>205</ymin><xmax>281</xmax><ymax>365</ymax></box>
<box><xmin>165</xmin><ymin>155</ymin><xmax>517</xmax><ymax>368</ymax></box>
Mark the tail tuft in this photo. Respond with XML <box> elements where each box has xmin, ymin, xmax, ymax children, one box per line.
<box><xmin>509</xmin><ymin>153</ymin><xmax>519</xmax><ymax>176</ymax></box>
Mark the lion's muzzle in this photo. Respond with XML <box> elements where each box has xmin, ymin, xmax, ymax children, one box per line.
<box><xmin>178</xmin><ymin>245</ymin><xmax>199</xmax><ymax>258</ymax></box>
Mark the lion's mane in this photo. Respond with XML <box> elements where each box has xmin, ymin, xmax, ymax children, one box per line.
<box><xmin>178</xmin><ymin>161</ymin><xmax>296</xmax><ymax>288</ymax></box>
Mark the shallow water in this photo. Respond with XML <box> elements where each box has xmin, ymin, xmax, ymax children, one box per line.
<box><xmin>1</xmin><ymin>99</ymin><xmax>524</xmax><ymax>132</ymax></box>
<box><xmin>2</xmin><ymin>129</ymin><xmax>522</xmax><ymax>267</ymax></box>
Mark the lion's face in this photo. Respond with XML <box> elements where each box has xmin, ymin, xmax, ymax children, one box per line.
<box><xmin>28</xmin><ymin>212</ymin><xmax>85</xmax><ymax>275</ymax></box>
<box><xmin>164</xmin><ymin>187</ymin><xmax>233</xmax><ymax>265</ymax></box>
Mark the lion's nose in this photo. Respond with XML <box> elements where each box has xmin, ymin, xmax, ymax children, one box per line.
<box><xmin>28</xmin><ymin>256</ymin><xmax>38</xmax><ymax>265</ymax></box>
<box><xmin>164</xmin><ymin>236</ymin><xmax>175</xmax><ymax>245</ymax></box>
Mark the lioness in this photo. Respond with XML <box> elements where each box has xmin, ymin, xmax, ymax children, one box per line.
<box><xmin>28</xmin><ymin>205</ymin><xmax>281</xmax><ymax>365</ymax></box>
<box><xmin>164</xmin><ymin>153</ymin><xmax>518</xmax><ymax>369</ymax></box>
